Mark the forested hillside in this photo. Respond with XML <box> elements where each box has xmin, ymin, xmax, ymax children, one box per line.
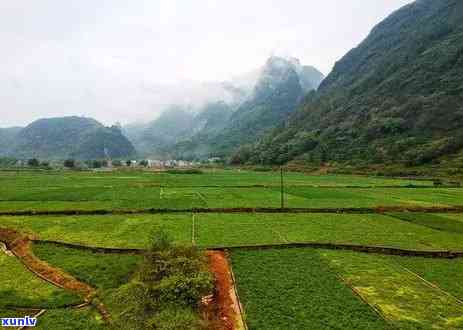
<box><xmin>171</xmin><ymin>57</ymin><xmax>325</xmax><ymax>159</ymax></box>
<box><xmin>8</xmin><ymin>117</ymin><xmax>136</xmax><ymax>160</ymax></box>
<box><xmin>242</xmin><ymin>0</ymin><xmax>463</xmax><ymax>167</ymax></box>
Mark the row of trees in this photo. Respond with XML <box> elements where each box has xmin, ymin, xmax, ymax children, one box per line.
<box><xmin>23</xmin><ymin>158</ymin><xmax>150</xmax><ymax>169</ymax></box>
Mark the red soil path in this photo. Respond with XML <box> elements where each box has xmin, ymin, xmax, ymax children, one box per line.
<box><xmin>0</xmin><ymin>227</ymin><xmax>111</xmax><ymax>323</ymax></box>
<box><xmin>207</xmin><ymin>251</ymin><xmax>246</xmax><ymax>330</ymax></box>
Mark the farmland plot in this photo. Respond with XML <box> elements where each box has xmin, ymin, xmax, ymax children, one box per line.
<box><xmin>2</xmin><ymin>213</ymin><xmax>463</xmax><ymax>251</ymax></box>
<box><xmin>232</xmin><ymin>248</ymin><xmax>463</xmax><ymax>330</ymax></box>
<box><xmin>231</xmin><ymin>248</ymin><xmax>390</xmax><ymax>329</ymax></box>
<box><xmin>0</xmin><ymin>253</ymin><xmax>81</xmax><ymax>309</ymax></box>
<box><xmin>195</xmin><ymin>213</ymin><xmax>463</xmax><ymax>250</ymax></box>
<box><xmin>0</xmin><ymin>214</ymin><xmax>192</xmax><ymax>248</ymax></box>
<box><xmin>320</xmin><ymin>250</ymin><xmax>463</xmax><ymax>329</ymax></box>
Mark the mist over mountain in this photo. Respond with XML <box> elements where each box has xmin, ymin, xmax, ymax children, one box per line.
<box><xmin>6</xmin><ymin>0</ymin><xmax>461</xmax><ymax>169</ymax></box>
<box><xmin>0</xmin><ymin>127</ymin><xmax>23</xmax><ymax>157</ymax></box>
<box><xmin>126</xmin><ymin>56</ymin><xmax>325</xmax><ymax>159</ymax></box>
<box><xmin>239</xmin><ymin>0</ymin><xmax>463</xmax><ymax>166</ymax></box>
<box><xmin>5</xmin><ymin>117</ymin><xmax>136</xmax><ymax>160</ymax></box>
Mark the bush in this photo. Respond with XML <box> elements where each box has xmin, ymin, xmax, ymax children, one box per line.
<box><xmin>63</xmin><ymin>159</ymin><xmax>76</xmax><ymax>168</ymax></box>
<box><xmin>109</xmin><ymin>229</ymin><xmax>212</xmax><ymax>330</ymax></box>
<box><xmin>147</xmin><ymin>307</ymin><xmax>204</xmax><ymax>330</ymax></box>
<box><xmin>27</xmin><ymin>158</ymin><xmax>40</xmax><ymax>167</ymax></box>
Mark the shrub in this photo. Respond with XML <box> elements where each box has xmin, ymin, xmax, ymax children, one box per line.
<box><xmin>147</xmin><ymin>307</ymin><xmax>204</xmax><ymax>330</ymax></box>
<box><xmin>109</xmin><ymin>229</ymin><xmax>212</xmax><ymax>330</ymax></box>
<box><xmin>27</xmin><ymin>158</ymin><xmax>40</xmax><ymax>167</ymax></box>
<box><xmin>63</xmin><ymin>159</ymin><xmax>76</xmax><ymax>168</ymax></box>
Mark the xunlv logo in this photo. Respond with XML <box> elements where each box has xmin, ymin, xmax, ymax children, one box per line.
<box><xmin>1</xmin><ymin>316</ymin><xmax>37</xmax><ymax>327</ymax></box>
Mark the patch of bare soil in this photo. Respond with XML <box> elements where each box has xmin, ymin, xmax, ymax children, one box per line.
<box><xmin>206</xmin><ymin>251</ymin><xmax>246</xmax><ymax>330</ymax></box>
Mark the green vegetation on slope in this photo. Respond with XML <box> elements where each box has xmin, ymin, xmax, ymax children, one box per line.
<box><xmin>9</xmin><ymin>116</ymin><xmax>135</xmax><ymax>160</ymax></box>
<box><xmin>105</xmin><ymin>230</ymin><xmax>213</xmax><ymax>330</ymax></box>
<box><xmin>244</xmin><ymin>0</ymin><xmax>463</xmax><ymax>168</ymax></box>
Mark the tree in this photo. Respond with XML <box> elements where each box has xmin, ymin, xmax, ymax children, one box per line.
<box><xmin>126</xmin><ymin>160</ymin><xmax>132</xmax><ymax>167</ymax></box>
<box><xmin>27</xmin><ymin>158</ymin><xmax>40</xmax><ymax>167</ymax></box>
<box><xmin>64</xmin><ymin>159</ymin><xmax>75</xmax><ymax>168</ymax></box>
<box><xmin>139</xmin><ymin>160</ymin><xmax>149</xmax><ymax>167</ymax></box>
<box><xmin>91</xmin><ymin>160</ymin><xmax>102</xmax><ymax>168</ymax></box>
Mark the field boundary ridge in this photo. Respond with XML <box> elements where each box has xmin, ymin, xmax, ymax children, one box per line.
<box><xmin>1</xmin><ymin>205</ymin><xmax>463</xmax><ymax>216</ymax></box>
<box><xmin>28</xmin><ymin>238</ymin><xmax>463</xmax><ymax>259</ymax></box>
<box><xmin>208</xmin><ymin>242</ymin><xmax>463</xmax><ymax>259</ymax></box>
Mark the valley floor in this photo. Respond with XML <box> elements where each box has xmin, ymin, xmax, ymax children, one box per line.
<box><xmin>1</xmin><ymin>169</ymin><xmax>463</xmax><ymax>329</ymax></box>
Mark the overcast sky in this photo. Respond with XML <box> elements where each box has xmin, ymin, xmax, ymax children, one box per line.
<box><xmin>0</xmin><ymin>0</ymin><xmax>413</xmax><ymax>128</ymax></box>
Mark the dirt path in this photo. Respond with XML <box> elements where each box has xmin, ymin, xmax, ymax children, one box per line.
<box><xmin>206</xmin><ymin>251</ymin><xmax>247</xmax><ymax>330</ymax></box>
<box><xmin>0</xmin><ymin>227</ymin><xmax>111</xmax><ymax>323</ymax></box>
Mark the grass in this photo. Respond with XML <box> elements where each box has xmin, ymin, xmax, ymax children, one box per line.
<box><xmin>2</xmin><ymin>213</ymin><xmax>463</xmax><ymax>251</ymax></box>
<box><xmin>283</xmin><ymin>187</ymin><xmax>463</xmax><ymax>208</ymax></box>
<box><xmin>36</xmin><ymin>307</ymin><xmax>105</xmax><ymax>330</ymax></box>
<box><xmin>0</xmin><ymin>309</ymin><xmax>31</xmax><ymax>319</ymax></box>
<box><xmin>195</xmin><ymin>213</ymin><xmax>463</xmax><ymax>250</ymax></box>
<box><xmin>1</xmin><ymin>186</ymin><xmax>462</xmax><ymax>211</ymax></box>
<box><xmin>231</xmin><ymin>248</ymin><xmax>390</xmax><ymax>329</ymax></box>
<box><xmin>1</xmin><ymin>169</ymin><xmax>463</xmax><ymax>328</ymax></box>
<box><xmin>0</xmin><ymin>253</ymin><xmax>81</xmax><ymax>309</ymax></box>
<box><xmin>32</xmin><ymin>242</ymin><xmax>143</xmax><ymax>290</ymax></box>
<box><xmin>0</xmin><ymin>170</ymin><xmax>445</xmax><ymax>212</ymax></box>
<box><xmin>387</xmin><ymin>212</ymin><xmax>463</xmax><ymax>234</ymax></box>
<box><xmin>391</xmin><ymin>256</ymin><xmax>463</xmax><ymax>301</ymax></box>
<box><xmin>319</xmin><ymin>250</ymin><xmax>463</xmax><ymax>329</ymax></box>
<box><xmin>0</xmin><ymin>214</ymin><xmax>192</xmax><ymax>248</ymax></box>
<box><xmin>232</xmin><ymin>248</ymin><xmax>463</xmax><ymax>330</ymax></box>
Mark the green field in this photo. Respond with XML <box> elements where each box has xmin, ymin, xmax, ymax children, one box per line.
<box><xmin>1</xmin><ymin>170</ymin><xmax>459</xmax><ymax>211</ymax></box>
<box><xmin>232</xmin><ymin>248</ymin><xmax>463</xmax><ymax>329</ymax></box>
<box><xmin>33</xmin><ymin>243</ymin><xmax>143</xmax><ymax>290</ymax></box>
<box><xmin>0</xmin><ymin>253</ymin><xmax>81</xmax><ymax>309</ymax></box>
<box><xmin>231</xmin><ymin>249</ymin><xmax>390</xmax><ymax>329</ymax></box>
<box><xmin>2</xmin><ymin>212</ymin><xmax>463</xmax><ymax>251</ymax></box>
<box><xmin>1</xmin><ymin>169</ymin><xmax>463</xmax><ymax>329</ymax></box>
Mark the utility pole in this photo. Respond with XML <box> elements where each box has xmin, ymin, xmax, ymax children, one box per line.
<box><xmin>280</xmin><ymin>167</ymin><xmax>284</xmax><ymax>209</ymax></box>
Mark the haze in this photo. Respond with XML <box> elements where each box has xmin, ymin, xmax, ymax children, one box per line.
<box><xmin>0</xmin><ymin>0</ymin><xmax>412</xmax><ymax>128</ymax></box>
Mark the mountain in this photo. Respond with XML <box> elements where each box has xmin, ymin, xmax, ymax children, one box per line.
<box><xmin>0</xmin><ymin>127</ymin><xmax>22</xmax><ymax>156</ymax></box>
<box><xmin>11</xmin><ymin>116</ymin><xmax>136</xmax><ymax>160</ymax></box>
<box><xmin>195</xmin><ymin>56</ymin><xmax>325</xmax><ymax>156</ymax></box>
<box><xmin>244</xmin><ymin>0</ymin><xmax>463</xmax><ymax>166</ymax></box>
<box><xmin>125</xmin><ymin>106</ymin><xmax>197</xmax><ymax>158</ymax></box>
<box><xmin>127</xmin><ymin>102</ymin><xmax>234</xmax><ymax>159</ymax></box>
<box><xmin>125</xmin><ymin>56</ymin><xmax>324</xmax><ymax>160</ymax></box>
<box><xmin>171</xmin><ymin>102</ymin><xmax>234</xmax><ymax>159</ymax></box>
